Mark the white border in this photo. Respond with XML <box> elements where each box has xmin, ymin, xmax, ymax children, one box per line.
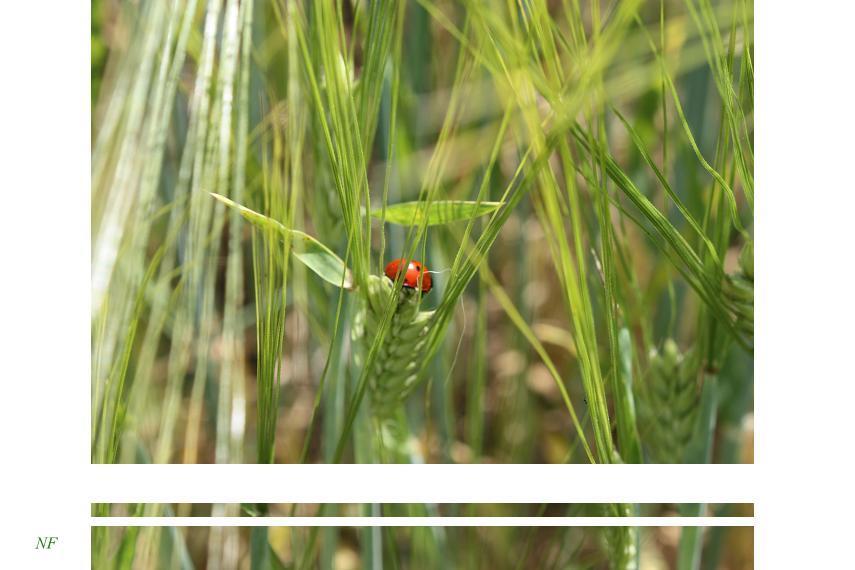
<box><xmin>9</xmin><ymin>0</ymin><xmax>855</xmax><ymax>567</ymax></box>
<box><xmin>755</xmin><ymin>0</ymin><xmax>855</xmax><ymax>568</ymax></box>
<box><xmin>1</xmin><ymin>1</ymin><xmax>90</xmax><ymax>568</ymax></box>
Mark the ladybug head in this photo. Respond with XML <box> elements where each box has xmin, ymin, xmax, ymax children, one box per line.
<box><xmin>384</xmin><ymin>258</ymin><xmax>432</xmax><ymax>294</ymax></box>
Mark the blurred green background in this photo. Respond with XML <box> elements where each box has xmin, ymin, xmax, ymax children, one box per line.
<box><xmin>92</xmin><ymin>509</ymin><xmax>754</xmax><ymax>570</ymax></box>
<box><xmin>91</xmin><ymin>0</ymin><xmax>753</xmax><ymax>471</ymax></box>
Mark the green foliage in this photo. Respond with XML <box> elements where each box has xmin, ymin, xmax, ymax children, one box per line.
<box><xmin>373</xmin><ymin>200</ymin><xmax>505</xmax><ymax>226</ymax></box>
<box><xmin>725</xmin><ymin>240</ymin><xmax>754</xmax><ymax>342</ymax></box>
<box><xmin>91</xmin><ymin>0</ymin><xmax>108</xmax><ymax>105</ymax></box>
<box><xmin>615</xmin><ymin>328</ymin><xmax>642</xmax><ymax>464</ymax></box>
<box><xmin>91</xmin><ymin>0</ymin><xmax>754</xmax><ymax>565</ymax></box>
<box><xmin>213</xmin><ymin>193</ymin><xmax>354</xmax><ymax>290</ymax></box>
<box><xmin>94</xmin><ymin>522</ymin><xmax>748</xmax><ymax>570</ymax></box>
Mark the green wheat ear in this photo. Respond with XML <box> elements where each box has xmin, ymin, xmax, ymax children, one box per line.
<box><xmin>604</xmin><ymin>503</ymin><xmax>639</xmax><ymax>570</ymax></box>
<box><xmin>352</xmin><ymin>274</ymin><xmax>434</xmax><ymax>457</ymax></box>
<box><xmin>645</xmin><ymin>340</ymin><xmax>701</xmax><ymax>464</ymax></box>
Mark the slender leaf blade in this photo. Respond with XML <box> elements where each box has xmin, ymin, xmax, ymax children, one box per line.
<box><xmin>211</xmin><ymin>193</ymin><xmax>354</xmax><ymax>290</ymax></box>
<box><xmin>373</xmin><ymin>200</ymin><xmax>504</xmax><ymax>226</ymax></box>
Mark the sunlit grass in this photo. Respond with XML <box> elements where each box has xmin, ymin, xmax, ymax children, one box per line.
<box><xmin>91</xmin><ymin>0</ymin><xmax>753</xmax><ymax>567</ymax></box>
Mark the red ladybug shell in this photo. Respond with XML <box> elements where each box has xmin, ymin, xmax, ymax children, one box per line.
<box><xmin>384</xmin><ymin>259</ymin><xmax>432</xmax><ymax>293</ymax></box>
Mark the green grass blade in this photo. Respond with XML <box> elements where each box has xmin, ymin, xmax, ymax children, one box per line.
<box><xmin>616</xmin><ymin>328</ymin><xmax>642</xmax><ymax>464</ymax></box>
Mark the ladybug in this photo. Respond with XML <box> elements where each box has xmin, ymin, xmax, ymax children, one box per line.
<box><xmin>384</xmin><ymin>258</ymin><xmax>432</xmax><ymax>294</ymax></box>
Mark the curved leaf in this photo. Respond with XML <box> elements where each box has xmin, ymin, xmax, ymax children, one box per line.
<box><xmin>372</xmin><ymin>200</ymin><xmax>504</xmax><ymax>226</ymax></box>
<box><xmin>211</xmin><ymin>193</ymin><xmax>353</xmax><ymax>290</ymax></box>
